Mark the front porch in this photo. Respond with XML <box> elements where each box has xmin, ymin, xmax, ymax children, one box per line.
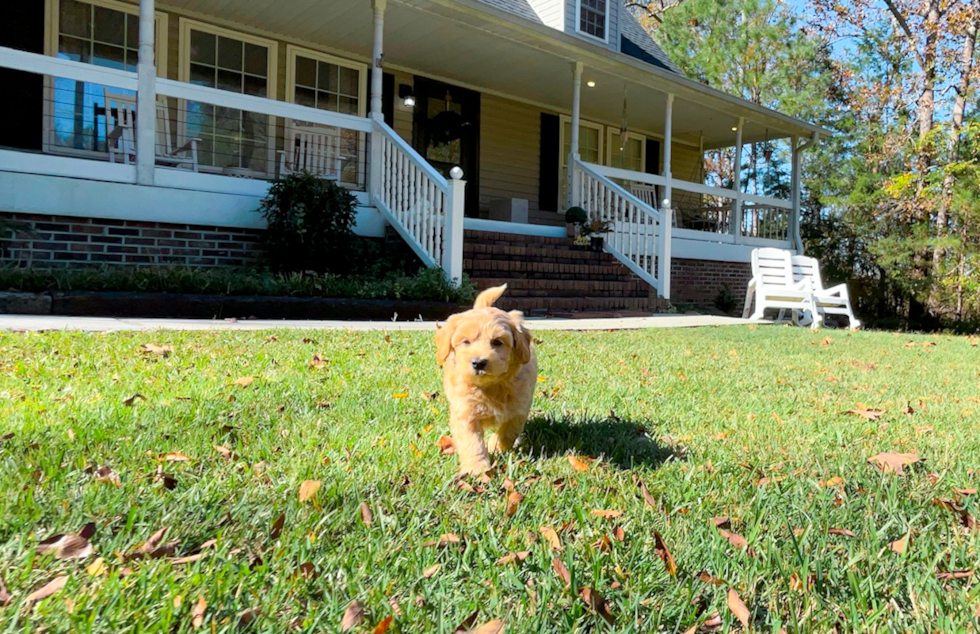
<box><xmin>0</xmin><ymin>0</ymin><xmax>824</xmax><ymax>310</ymax></box>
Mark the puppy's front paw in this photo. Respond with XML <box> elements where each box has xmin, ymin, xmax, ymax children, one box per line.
<box><xmin>486</xmin><ymin>433</ymin><xmax>504</xmax><ymax>455</ymax></box>
<box><xmin>458</xmin><ymin>458</ymin><xmax>492</xmax><ymax>476</ymax></box>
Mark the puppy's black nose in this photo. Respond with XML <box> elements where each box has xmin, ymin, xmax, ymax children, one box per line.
<box><xmin>471</xmin><ymin>358</ymin><xmax>488</xmax><ymax>372</ymax></box>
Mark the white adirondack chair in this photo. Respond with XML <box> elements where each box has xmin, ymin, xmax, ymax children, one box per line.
<box><xmin>279</xmin><ymin>123</ymin><xmax>345</xmax><ymax>180</ymax></box>
<box><xmin>790</xmin><ymin>254</ymin><xmax>861</xmax><ymax>330</ymax></box>
<box><xmin>104</xmin><ymin>90</ymin><xmax>199</xmax><ymax>171</ymax></box>
<box><xmin>742</xmin><ymin>247</ymin><xmax>820</xmax><ymax>328</ymax></box>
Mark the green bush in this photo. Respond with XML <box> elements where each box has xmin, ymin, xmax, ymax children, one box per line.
<box><xmin>0</xmin><ymin>266</ymin><xmax>476</xmax><ymax>304</ymax></box>
<box><xmin>257</xmin><ymin>172</ymin><xmax>357</xmax><ymax>274</ymax></box>
<box><xmin>564</xmin><ymin>206</ymin><xmax>588</xmax><ymax>225</ymax></box>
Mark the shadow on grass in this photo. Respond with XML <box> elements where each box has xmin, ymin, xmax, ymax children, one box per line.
<box><xmin>516</xmin><ymin>414</ymin><xmax>679</xmax><ymax>470</ymax></box>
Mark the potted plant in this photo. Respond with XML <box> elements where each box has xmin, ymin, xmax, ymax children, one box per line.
<box><xmin>583</xmin><ymin>215</ymin><xmax>614</xmax><ymax>251</ymax></box>
<box><xmin>564</xmin><ymin>206</ymin><xmax>588</xmax><ymax>238</ymax></box>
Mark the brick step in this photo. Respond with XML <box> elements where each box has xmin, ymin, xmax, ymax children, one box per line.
<box><xmin>464</xmin><ymin>230</ymin><xmax>571</xmax><ymax>248</ymax></box>
<box><xmin>493</xmin><ymin>296</ymin><xmax>661</xmax><ymax>315</ymax></box>
<box><xmin>463</xmin><ymin>243</ymin><xmax>621</xmax><ymax>263</ymax></box>
<box><xmin>473</xmin><ymin>277</ymin><xmax>649</xmax><ymax>298</ymax></box>
<box><xmin>465</xmin><ymin>259</ymin><xmax>636</xmax><ymax>281</ymax></box>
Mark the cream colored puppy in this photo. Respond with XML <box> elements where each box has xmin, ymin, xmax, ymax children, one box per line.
<box><xmin>435</xmin><ymin>285</ymin><xmax>536</xmax><ymax>475</ymax></box>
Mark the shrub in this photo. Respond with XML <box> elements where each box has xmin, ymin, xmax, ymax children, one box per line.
<box><xmin>564</xmin><ymin>206</ymin><xmax>588</xmax><ymax>225</ymax></box>
<box><xmin>257</xmin><ymin>172</ymin><xmax>357</xmax><ymax>274</ymax></box>
<box><xmin>713</xmin><ymin>283</ymin><xmax>737</xmax><ymax>315</ymax></box>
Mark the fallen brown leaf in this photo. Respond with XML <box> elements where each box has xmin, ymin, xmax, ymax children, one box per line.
<box><xmin>160</xmin><ymin>451</ymin><xmax>192</xmax><ymax>462</ymax></box>
<box><xmin>191</xmin><ymin>595</ymin><xmax>207</xmax><ymax>629</ymax></box>
<box><xmin>495</xmin><ymin>551</ymin><xmax>530</xmax><ymax>565</ymax></box>
<box><xmin>360</xmin><ymin>502</ymin><xmax>374</xmax><ymax>527</ymax></box>
<box><xmin>298</xmin><ymin>480</ymin><xmax>321</xmax><ymax>503</ymax></box>
<box><xmin>718</xmin><ymin>529</ymin><xmax>753</xmax><ymax>556</ymax></box>
<box><xmin>422</xmin><ymin>391</ymin><xmax>439</xmax><ymax>401</ymax></box>
<box><xmin>123</xmin><ymin>393</ymin><xmax>146</xmax><ymax>407</ymax></box>
<box><xmin>890</xmin><ymin>534</ymin><xmax>909</xmax><ymax>554</ymax></box>
<box><xmin>0</xmin><ymin>574</ymin><xmax>10</xmax><ymax>607</ymax></box>
<box><xmin>37</xmin><ymin>523</ymin><xmax>96</xmax><ymax>560</ymax></box>
<box><xmin>727</xmin><ymin>588</ymin><xmax>750</xmax><ymax>629</ymax></box>
<box><xmin>309</xmin><ymin>354</ymin><xmax>329</xmax><ymax>369</ymax></box>
<box><xmin>711</xmin><ymin>516</ymin><xmax>731</xmax><ymax>529</ymax></box>
<box><xmin>868</xmin><ymin>452</ymin><xmax>921</xmax><ymax>476</ymax></box>
<box><xmin>463</xmin><ymin>620</ymin><xmax>504</xmax><ymax>634</ymax></box>
<box><xmin>422</xmin><ymin>563</ymin><xmax>441</xmax><ymax>578</ymax></box>
<box><xmin>578</xmin><ymin>587</ymin><xmax>615</xmax><ymax>624</ymax></box>
<box><xmin>437</xmin><ymin>436</ymin><xmax>456</xmax><ymax>455</ymax></box>
<box><xmin>142</xmin><ymin>343</ymin><xmax>173</xmax><ymax>356</ymax></box>
<box><xmin>372</xmin><ymin>616</ymin><xmax>394</xmax><ymax>634</ymax></box>
<box><xmin>342</xmin><ymin>601</ymin><xmax>365</xmax><ymax>631</ymax></box>
<box><xmin>94</xmin><ymin>465</ymin><xmax>121</xmax><ymax>486</ymax></box>
<box><xmin>25</xmin><ymin>576</ymin><xmax>68</xmax><ymax>604</ymax></box>
<box><xmin>957</xmin><ymin>488</ymin><xmax>978</xmax><ymax>496</ymax></box>
<box><xmin>505</xmin><ymin>491</ymin><xmax>523</xmax><ymax>518</ymax></box>
<box><xmin>937</xmin><ymin>570</ymin><xmax>973</xmax><ymax>580</ymax></box>
<box><xmin>453</xmin><ymin>610</ymin><xmax>479</xmax><ymax>633</ymax></box>
<box><xmin>847</xmin><ymin>408</ymin><xmax>885</xmax><ymax>420</ymax></box>
<box><xmin>653</xmin><ymin>530</ymin><xmax>677</xmax><ymax>576</ymax></box>
<box><xmin>824</xmin><ymin>476</ymin><xmax>845</xmax><ymax>488</ymax></box>
<box><xmin>590</xmin><ymin>509</ymin><xmax>623</xmax><ymax>519</ymax></box>
<box><xmin>828</xmin><ymin>528</ymin><xmax>856</xmax><ymax>538</ymax></box>
<box><xmin>237</xmin><ymin>608</ymin><xmax>260</xmax><ymax>627</ymax></box>
<box><xmin>567</xmin><ymin>456</ymin><xmax>590</xmax><ymax>472</ymax></box>
<box><xmin>270</xmin><ymin>513</ymin><xmax>285</xmax><ymax>540</ymax></box>
<box><xmin>233</xmin><ymin>376</ymin><xmax>254</xmax><ymax>387</ymax></box>
<box><xmin>701</xmin><ymin>612</ymin><xmax>723</xmax><ymax>632</ymax></box>
<box><xmin>213</xmin><ymin>445</ymin><xmax>238</xmax><ymax>460</ymax></box>
<box><xmin>539</xmin><ymin>526</ymin><xmax>562</xmax><ymax>551</ymax></box>
<box><xmin>612</xmin><ymin>525</ymin><xmax>626</xmax><ymax>541</ymax></box>
<box><xmin>552</xmin><ymin>557</ymin><xmax>571</xmax><ymax>586</ymax></box>
<box><xmin>696</xmin><ymin>570</ymin><xmax>726</xmax><ymax>586</ymax></box>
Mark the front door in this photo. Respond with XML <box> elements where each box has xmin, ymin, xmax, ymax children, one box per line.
<box><xmin>412</xmin><ymin>78</ymin><xmax>480</xmax><ymax>216</ymax></box>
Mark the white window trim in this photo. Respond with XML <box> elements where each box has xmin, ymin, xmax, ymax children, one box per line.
<box><xmin>558</xmin><ymin>114</ymin><xmax>604</xmax><ymax>210</ymax></box>
<box><xmin>284</xmin><ymin>44</ymin><xmax>368</xmax><ymax>118</ymax></box>
<box><xmin>605</xmin><ymin>127</ymin><xmax>646</xmax><ymax>171</ymax></box>
<box><xmin>575</xmin><ymin>0</ymin><xmax>610</xmax><ymax>44</ymax></box>
<box><xmin>43</xmin><ymin>0</ymin><xmax>169</xmax><ymax>158</ymax></box>
<box><xmin>177</xmin><ymin>18</ymin><xmax>279</xmax><ymax>177</ymax></box>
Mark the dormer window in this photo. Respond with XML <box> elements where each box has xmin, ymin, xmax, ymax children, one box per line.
<box><xmin>578</xmin><ymin>0</ymin><xmax>607</xmax><ymax>41</ymax></box>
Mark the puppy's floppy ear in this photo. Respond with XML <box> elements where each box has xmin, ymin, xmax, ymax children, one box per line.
<box><xmin>508</xmin><ymin>310</ymin><xmax>533</xmax><ymax>365</ymax></box>
<box><xmin>434</xmin><ymin>314</ymin><xmax>459</xmax><ymax>365</ymax></box>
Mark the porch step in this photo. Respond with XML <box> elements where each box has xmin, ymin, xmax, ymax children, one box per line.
<box><xmin>462</xmin><ymin>229</ymin><xmax>667</xmax><ymax>316</ymax></box>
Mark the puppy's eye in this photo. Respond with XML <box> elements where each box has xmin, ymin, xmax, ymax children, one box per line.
<box><xmin>491</xmin><ymin>338</ymin><xmax>503</xmax><ymax>347</ymax></box>
<box><xmin>461</xmin><ymin>339</ymin><xmax>471</xmax><ymax>346</ymax></box>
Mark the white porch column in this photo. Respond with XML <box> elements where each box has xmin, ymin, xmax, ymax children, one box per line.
<box><xmin>370</xmin><ymin>0</ymin><xmax>387</xmax><ymax>119</ymax></box>
<box><xmin>568</xmin><ymin>61</ymin><xmax>583</xmax><ymax>207</ymax></box>
<box><xmin>662</xmin><ymin>93</ymin><xmax>674</xmax><ymax>212</ymax></box>
<box><xmin>790</xmin><ymin>134</ymin><xmax>801</xmax><ymax>252</ymax></box>
<box><xmin>443</xmin><ymin>166</ymin><xmax>466</xmax><ymax>284</ymax></box>
<box><xmin>135</xmin><ymin>0</ymin><xmax>156</xmax><ymax>186</ymax></box>
<box><xmin>730</xmin><ymin>117</ymin><xmax>744</xmax><ymax>240</ymax></box>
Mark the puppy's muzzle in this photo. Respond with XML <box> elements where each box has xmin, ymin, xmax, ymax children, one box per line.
<box><xmin>471</xmin><ymin>358</ymin><xmax>488</xmax><ymax>373</ymax></box>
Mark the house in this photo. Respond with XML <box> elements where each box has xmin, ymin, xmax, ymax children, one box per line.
<box><xmin>0</xmin><ymin>0</ymin><xmax>826</xmax><ymax>314</ymax></box>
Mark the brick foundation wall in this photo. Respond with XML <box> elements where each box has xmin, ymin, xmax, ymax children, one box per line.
<box><xmin>671</xmin><ymin>257</ymin><xmax>751</xmax><ymax>313</ymax></box>
<box><xmin>0</xmin><ymin>212</ymin><xmax>263</xmax><ymax>268</ymax></box>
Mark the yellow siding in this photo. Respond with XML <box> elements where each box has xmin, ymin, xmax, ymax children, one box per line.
<box><xmin>388</xmin><ymin>69</ymin><xmax>415</xmax><ymax>140</ymax></box>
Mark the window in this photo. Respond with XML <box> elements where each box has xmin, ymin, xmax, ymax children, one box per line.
<box><xmin>606</xmin><ymin>128</ymin><xmax>645</xmax><ymax>172</ymax></box>
<box><xmin>558</xmin><ymin>115</ymin><xmax>603</xmax><ymax>209</ymax></box>
<box><xmin>179</xmin><ymin>19</ymin><xmax>277</xmax><ymax>173</ymax></box>
<box><xmin>577</xmin><ymin>0</ymin><xmax>608</xmax><ymax>41</ymax></box>
<box><xmin>44</xmin><ymin>0</ymin><xmax>168</xmax><ymax>154</ymax></box>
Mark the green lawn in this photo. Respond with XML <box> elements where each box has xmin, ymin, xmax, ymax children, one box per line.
<box><xmin>1</xmin><ymin>326</ymin><xmax>979</xmax><ymax>633</ymax></box>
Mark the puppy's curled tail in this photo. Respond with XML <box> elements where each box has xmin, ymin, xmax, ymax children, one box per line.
<box><xmin>474</xmin><ymin>284</ymin><xmax>507</xmax><ymax>309</ymax></box>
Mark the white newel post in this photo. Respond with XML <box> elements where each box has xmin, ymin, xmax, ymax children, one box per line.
<box><xmin>368</xmin><ymin>0</ymin><xmax>386</xmax><ymax>202</ymax></box>
<box><xmin>731</xmin><ymin>117</ymin><xmax>744</xmax><ymax>241</ymax></box>
<box><xmin>443</xmin><ymin>166</ymin><xmax>466</xmax><ymax>284</ymax></box>
<box><xmin>790</xmin><ymin>134</ymin><xmax>801</xmax><ymax>252</ymax></box>
<box><xmin>658</xmin><ymin>205</ymin><xmax>672</xmax><ymax>301</ymax></box>
<box><xmin>662</xmin><ymin>93</ymin><xmax>674</xmax><ymax>215</ymax></box>
<box><xmin>136</xmin><ymin>0</ymin><xmax>155</xmax><ymax>186</ymax></box>
<box><xmin>568</xmin><ymin>61</ymin><xmax>583</xmax><ymax>208</ymax></box>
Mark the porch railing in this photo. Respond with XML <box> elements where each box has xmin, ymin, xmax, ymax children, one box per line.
<box><xmin>369</xmin><ymin>119</ymin><xmax>465</xmax><ymax>283</ymax></box>
<box><xmin>572</xmin><ymin>158</ymin><xmax>671</xmax><ymax>298</ymax></box>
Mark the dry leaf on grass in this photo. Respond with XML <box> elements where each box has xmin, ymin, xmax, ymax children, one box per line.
<box><xmin>933</xmin><ymin>498</ymin><xmax>978</xmax><ymax>531</ymax></box>
<box><xmin>232</xmin><ymin>376</ymin><xmax>254</xmax><ymax>387</ymax></box>
<box><xmin>37</xmin><ymin>522</ymin><xmax>96</xmax><ymax>560</ymax></box>
<box><xmin>423</xmin><ymin>533</ymin><xmax>461</xmax><ymax>548</ymax></box>
<box><xmin>496</xmin><ymin>551</ymin><xmax>530</xmax><ymax>565</ymax></box>
<box><xmin>372</xmin><ymin>616</ymin><xmax>394</xmax><ymax>634</ymax></box>
<box><xmin>653</xmin><ymin>530</ymin><xmax>677</xmax><ymax>576</ymax></box>
<box><xmin>727</xmin><ymin>588</ymin><xmax>750</xmax><ymax>629</ymax></box>
<box><xmin>213</xmin><ymin>445</ymin><xmax>238</xmax><ymax>460</ymax></box>
<box><xmin>711</xmin><ymin>516</ymin><xmax>731</xmax><ymax>529</ymax></box>
<box><xmin>360</xmin><ymin>502</ymin><xmax>374</xmax><ymax>527</ymax></box>
<box><xmin>847</xmin><ymin>408</ymin><xmax>885</xmax><ymax>420</ymax></box>
<box><xmin>142</xmin><ymin>343</ymin><xmax>173</xmax><ymax>356</ymax></box>
<box><xmin>539</xmin><ymin>526</ymin><xmax>562</xmax><ymax>551</ymax></box>
<box><xmin>341</xmin><ymin>601</ymin><xmax>365</xmax><ymax>631</ymax></box>
<box><xmin>191</xmin><ymin>595</ymin><xmax>207</xmax><ymax>629</ymax></box>
<box><xmin>590</xmin><ymin>509</ymin><xmax>623</xmax><ymax>519</ymax></box>
<box><xmin>505</xmin><ymin>491</ymin><xmax>523</xmax><ymax>518</ymax></box>
<box><xmin>270</xmin><ymin>513</ymin><xmax>285</xmax><ymax>540</ymax></box>
<box><xmin>890</xmin><ymin>534</ymin><xmax>909</xmax><ymax>554</ymax></box>
<box><xmin>422</xmin><ymin>563</ymin><xmax>441</xmax><ymax>578</ymax></box>
<box><xmin>937</xmin><ymin>570</ymin><xmax>973</xmax><ymax>580</ymax></box>
<box><xmin>868</xmin><ymin>452</ymin><xmax>921</xmax><ymax>476</ymax></box>
<box><xmin>828</xmin><ymin>528</ymin><xmax>856</xmax><ymax>538</ymax></box>
<box><xmin>309</xmin><ymin>354</ymin><xmax>329</xmax><ymax>369</ymax></box>
<box><xmin>94</xmin><ymin>465</ymin><xmax>121</xmax><ymax>486</ymax></box>
<box><xmin>613</xmin><ymin>525</ymin><xmax>626</xmax><ymax>541</ymax></box>
<box><xmin>437</xmin><ymin>436</ymin><xmax>456</xmax><ymax>455</ymax></box>
<box><xmin>86</xmin><ymin>557</ymin><xmax>107</xmax><ymax>576</ymax></box>
<box><xmin>123</xmin><ymin>393</ymin><xmax>146</xmax><ymax>407</ymax></box>
<box><xmin>159</xmin><ymin>451</ymin><xmax>193</xmax><ymax>462</ymax></box>
<box><xmin>697</xmin><ymin>570</ymin><xmax>726</xmax><ymax>586</ymax></box>
<box><xmin>552</xmin><ymin>557</ymin><xmax>571</xmax><ymax>586</ymax></box>
<box><xmin>634</xmin><ymin>476</ymin><xmax>658</xmax><ymax>508</ymax></box>
<box><xmin>0</xmin><ymin>574</ymin><xmax>11</xmax><ymax>607</ymax></box>
<box><xmin>298</xmin><ymin>480</ymin><xmax>321</xmax><ymax>503</ymax></box>
<box><xmin>452</xmin><ymin>609</ymin><xmax>480</xmax><ymax>633</ymax></box>
<box><xmin>567</xmin><ymin>456</ymin><xmax>590</xmax><ymax>472</ymax></box>
<box><xmin>578</xmin><ymin>587</ymin><xmax>615</xmax><ymax>624</ymax></box>
<box><xmin>700</xmin><ymin>612</ymin><xmax>723</xmax><ymax>632</ymax></box>
<box><xmin>717</xmin><ymin>529</ymin><xmax>754</xmax><ymax>556</ymax></box>
<box><xmin>25</xmin><ymin>576</ymin><xmax>68</xmax><ymax>604</ymax></box>
<box><xmin>463</xmin><ymin>620</ymin><xmax>504</xmax><ymax>634</ymax></box>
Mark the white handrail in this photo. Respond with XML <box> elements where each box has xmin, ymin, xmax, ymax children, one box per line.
<box><xmin>0</xmin><ymin>46</ymin><xmax>138</xmax><ymax>90</ymax></box>
<box><xmin>373</xmin><ymin>119</ymin><xmax>449</xmax><ymax>188</ymax></box>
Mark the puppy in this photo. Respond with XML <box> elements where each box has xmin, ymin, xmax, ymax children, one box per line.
<box><xmin>435</xmin><ymin>284</ymin><xmax>536</xmax><ymax>475</ymax></box>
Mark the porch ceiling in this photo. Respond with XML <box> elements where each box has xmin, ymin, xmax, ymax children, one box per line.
<box><xmin>157</xmin><ymin>0</ymin><xmax>825</xmax><ymax>148</ymax></box>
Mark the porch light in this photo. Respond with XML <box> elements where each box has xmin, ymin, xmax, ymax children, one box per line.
<box><xmin>586</xmin><ymin>80</ymin><xmax>596</xmax><ymax>88</ymax></box>
<box><xmin>399</xmin><ymin>84</ymin><xmax>416</xmax><ymax>107</ymax></box>
<box><xmin>731</xmin><ymin>126</ymin><xmax>738</xmax><ymax>131</ymax></box>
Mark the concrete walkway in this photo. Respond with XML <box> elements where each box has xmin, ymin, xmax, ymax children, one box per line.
<box><xmin>0</xmin><ymin>313</ymin><xmax>758</xmax><ymax>332</ymax></box>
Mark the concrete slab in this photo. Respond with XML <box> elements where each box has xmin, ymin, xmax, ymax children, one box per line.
<box><xmin>0</xmin><ymin>313</ymin><xmax>761</xmax><ymax>333</ymax></box>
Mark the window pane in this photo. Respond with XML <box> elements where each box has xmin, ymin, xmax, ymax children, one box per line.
<box><xmin>190</xmin><ymin>30</ymin><xmax>216</xmax><ymax>65</ymax></box>
<box><xmin>60</xmin><ymin>0</ymin><xmax>91</xmax><ymax>39</ymax></box>
<box><xmin>339</xmin><ymin>96</ymin><xmax>358</xmax><ymax>116</ymax></box>
<box><xmin>126</xmin><ymin>13</ymin><xmax>138</xmax><ymax>49</ymax></box>
<box><xmin>295</xmin><ymin>87</ymin><xmax>317</xmax><ymax>108</ymax></box>
<box><xmin>214</xmin><ymin>106</ymin><xmax>241</xmax><ymax>138</ymax></box>
<box><xmin>189</xmin><ymin>63</ymin><xmax>215</xmax><ymax>87</ymax></box>
<box><xmin>217</xmin><ymin>37</ymin><xmax>243</xmax><ymax>71</ymax></box>
<box><xmin>317</xmin><ymin>92</ymin><xmax>339</xmax><ymax>112</ymax></box>
<box><xmin>217</xmin><ymin>69</ymin><xmax>243</xmax><ymax>93</ymax></box>
<box><xmin>319</xmin><ymin>62</ymin><xmax>339</xmax><ymax>94</ymax></box>
<box><xmin>92</xmin><ymin>43</ymin><xmax>126</xmax><ymax>70</ymax></box>
<box><xmin>338</xmin><ymin>66</ymin><xmax>359</xmax><ymax>97</ymax></box>
<box><xmin>295</xmin><ymin>56</ymin><xmax>316</xmax><ymax>88</ymax></box>
<box><xmin>59</xmin><ymin>36</ymin><xmax>91</xmax><ymax>63</ymax></box>
<box><xmin>243</xmin><ymin>75</ymin><xmax>267</xmax><ymax>97</ymax></box>
<box><xmin>93</xmin><ymin>6</ymin><xmax>125</xmax><ymax>46</ymax></box>
<box><xmin>244</xmin><ymin>44</ymin><xmax>268</xmax><ymax>77</ymax></box>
